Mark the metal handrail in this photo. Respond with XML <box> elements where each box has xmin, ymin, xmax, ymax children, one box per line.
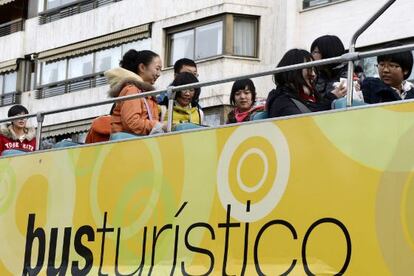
<box><xmin>1</xmin><ymin>43</ymin><xmax>414</xmax><ymax>150</ymax></box>
<box><xmin>346</xmin><ymin>0</ymin><xmax>397</xmax><ymax>107</ymax></box>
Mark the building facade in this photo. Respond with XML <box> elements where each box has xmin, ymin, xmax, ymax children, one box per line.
<box><xmin>0</xmin><ymin>0</ymin><xmax>413</xmax><ymax>143</ymax></box>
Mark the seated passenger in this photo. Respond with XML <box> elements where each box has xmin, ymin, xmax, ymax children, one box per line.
<box><xmin>157</xmin><ymin>58</ymin><xmax>198</xmax><ymax>104</ymax></box>
<box><xmin>362</xmin><ymin>42</ymin><xmax>414</xmax><ymax>103</ymax></box>
<box><xmin>266</xmin><ymin>49</ymin><xmax>345</xmax><ymax>118</ymax></box>
<box><xmin>226</xmin><ymin>79</ymin><xmax>264</xmax><ymax>124</ymax></box>
<box><xmin>106</xmin><ymin>50</ymin><xmax>166</xmax><ymax>136</ymax></box>
<box><xmin>161</xmin><ymin>72</ymin><xmax>204</xmax><ymax>130</ymax></box>
<box><xmin>0</xmin><ymin>105</ymin><xmax>36</xmax><ymax>156</ymax></box>
<box><xmin>311</xmin><ymin>35</ymin><xmax>349</xmax><ymax>98</ymax></box>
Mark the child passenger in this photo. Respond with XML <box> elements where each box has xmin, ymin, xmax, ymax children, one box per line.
<box><xmin>266</xmin><ymin>49</ymin><xmax>343</xmax><ymax>118</ymax></box>
<box><xmin>106</xmin><ymin>50</ymin><xmax>166</xmax><ymax>136</ymax></box>
<box><xmin>362</xmin><ymin>42</ymin><xmax>414</xmax><ymax>103</ymax></box>
<box><xmin>0</xmin><ymin>105</ymin><xmax>36</xmax><ymax>156</ymax></box>
<box><xmin>226</xmin><ymin>78</ymin><xmax>264</xmax><ymax>123</ymax></box>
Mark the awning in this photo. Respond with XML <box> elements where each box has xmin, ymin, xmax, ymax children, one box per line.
<box><xmin>42</xmin><ymin>118</ymin><xmax>93</xmax><ymax>138</ymax></box>
<box><xmin>38</xmin><ymin>23</ymin><xmax>151</xmax><ymax>62</ymax></box>
<box><xmin>0</xmin><ymin>59</ymin><xmax>17</xmax><ymax>74</ymax></box>
<box><xmin>0</xmin><ymin>0</ymin><xmax>15</xmax><ymax>6</ymax></box>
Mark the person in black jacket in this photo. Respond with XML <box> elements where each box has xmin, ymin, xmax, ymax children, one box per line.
<box><xmin>266</xmin><ymin>49</ymin><xmax>346</xmax><ymax>118</ymax></box>
<box><xmin>362</xmin><ymin>42</ymin><xmax>414</xmax><ymax>103</ymax></box>
<box><xmin>310</xmin><ymin>35</ymin><xmax>349</xmax><ymax>98</ymax></box>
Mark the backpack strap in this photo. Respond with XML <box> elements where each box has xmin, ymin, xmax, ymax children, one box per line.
<box><xmin>291</xmin><ymin>98</ymin><xmax>312</xmax><ymax>113</ymax></box>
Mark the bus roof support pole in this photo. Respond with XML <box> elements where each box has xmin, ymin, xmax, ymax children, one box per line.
<box><xmin>346</xmin><ymin>0</ymin><xmax>397</xmax><ymax>107</ymax></box>
<box><xmin>35</xmin><ymin>112</ymin><xmax>44</xmax><ymax>151</ymax></box>
<box><xmin>166</xmin><ymin>86</ymin><xmax>175</xmax><ymax>133</ymax></box>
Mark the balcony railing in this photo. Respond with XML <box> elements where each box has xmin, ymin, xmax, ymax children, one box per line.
<box><xmin>0</xmin><ymin>91</ymin><xmax>20</xmax><ymax>107</ymax></box>
<box><xmin>39</xmin><ymin>0</ymin><xmax>122</xmax><ymax>24</ymax></box>
<box><xmin>36</xmin><ymin>71</ymin><xmax>107</xmax><ymax>99</ymax></box>
<box><xmin>303</xmin><ymin>0</ymin><xmax>341</xmax><ymax>9</ymax></box>
<box><xmin>0</xmin><ymin>18</ymin><xmax>24</xmax><ymax>37</ymax></box>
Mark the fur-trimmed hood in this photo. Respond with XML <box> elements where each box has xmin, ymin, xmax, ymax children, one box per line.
<box><xmin>0</xmin><ymin>124</ymin><xmax>36</xmax><ymax>141</ymax></box>
<box><xmin>105</xmin><ymin>67</ymin><xmax>155</xmax><ymax>98</ymax></box>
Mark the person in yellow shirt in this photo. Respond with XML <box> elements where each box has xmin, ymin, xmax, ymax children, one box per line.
<box><xmin>161</xmin><ymin>72</ymin><xmax>204</xmax><ymax>130</ymax></box>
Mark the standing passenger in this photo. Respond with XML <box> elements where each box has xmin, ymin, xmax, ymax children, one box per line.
<box><xmin>0</xmin><ymin>105</ymin><xmax>36</xmax><ymax>156</ymax></box>
<box><xmin>106</xmin><ymin>50</ymin><xmax>166</xmax><ymax>136</ymax></box>
<box><xmin>226</xmin><ymin>79</ymin><xmax>264</xmax><ymax>123</ymax></box>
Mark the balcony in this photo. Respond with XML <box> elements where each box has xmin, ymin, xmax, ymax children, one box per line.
<box><xmin>39</xmin><ymin>0</ymin><xmax>122</xmax><ymax>24</ymax></box>
<box><xmin>0</xmin><ymin>91</ymin><xmax>20</xmax><ymax>106</ymax></box>
<box><xmin>36</xmin><ymin>71</ymin><xmax>107</xmax><ymax>99</ymax></box>
<box><xmin>0</xmin><ymin>18</ymin><xmax>24</xmax><ymax>37</ymax></box>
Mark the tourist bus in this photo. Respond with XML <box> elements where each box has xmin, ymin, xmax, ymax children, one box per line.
<box><xmin>1</xmin><ymin>1</ymin><xmax>414</xmax><ymax>275</ymax></box>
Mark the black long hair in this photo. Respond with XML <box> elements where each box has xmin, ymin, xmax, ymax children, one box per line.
<box><xmin>120</xmin><ymin>50</ymin><xmax>159</xmax><ymax>74</ymax></box>
<box><xmin>274</xmin><ymin>49</ymin><xmax>315</xmax><ymax>98</ymax></box>
<box><xmin>310</xmin><ymin>35</ymin><xmax>345</xmax><ymax>75</ymax></box>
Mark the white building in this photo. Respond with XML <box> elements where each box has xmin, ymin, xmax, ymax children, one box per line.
<box><xmin>0</xmin><ymin>0</ymin><xmax>413</xmax><ymax>143</ymax></box>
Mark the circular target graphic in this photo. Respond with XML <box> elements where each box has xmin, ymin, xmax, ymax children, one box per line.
<box><xmin>217</xmin><ymin>122</ymin><xmax>290</xmax><ymax>222</ymax></box>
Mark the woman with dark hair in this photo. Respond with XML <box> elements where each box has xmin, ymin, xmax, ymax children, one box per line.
<box><xmin>266</xmin><ymin>49</ymin><xmax>340</xmax><ymax>118</ymax></box>
<box><xmin>161</xmin><ymin>72</ymin><xmax>204</xmax><ymax>129</ymax></box>
<box><xmin>0</xmin><ymin>104</ymin><xmax>36</xmax><ymax>156</ymax></box>
<box><xmin>310</xmin><ymin>35</ymin><xmax>349</xmax><ymax>98</ymax></box>
<box><xmin>106</xmin><ymin>49</ymin><xmax>165</xmax><ymax>137</ymax></box>
<box><xmin>226</xmin><ymin>78</ymin><xmax>264</xmax><ymax>123</ymax></box>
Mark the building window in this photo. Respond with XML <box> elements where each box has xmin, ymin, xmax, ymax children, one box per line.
<box><xmin>0</xmin><ymin>71</ymin><xmax>19</xmax><ymax>106</ymax></box>
<box><xmin>233</xmin><ymin>17</ymin><xmax>257</xmax><ymax>57</ymax></box>
<box><xmin>68</xmin><ymin>54</ymin><xmax>93</xmax><ymax>79</ymax></box>
<box><xmin>303</xmin><ymin>0</ymin><xmax>342</xmax><ymax>9</ymax></box>
<box><xmin>39</xmin><ymin>0</ymin><xmax>123</xmax><ymax>24</ymax></box>
<box><xmin>36</xmin><ymin>38</ymin><xmax>151</xmax><ymax>98</ymax></box>
<box><xmin>166</xmin><ymin>14</ymin><xmax>259</xmax><ymax>66</ymax></box>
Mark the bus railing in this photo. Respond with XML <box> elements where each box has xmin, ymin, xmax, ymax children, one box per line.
<box><xmin>346</xmin><ymin>0</ymin><xmax>397</xmax><ymax>107</ymax></box>
<box><xmin>1</xmin><ymin>43</ymin><xmax>414</xmax><ymax>150</ymax></box>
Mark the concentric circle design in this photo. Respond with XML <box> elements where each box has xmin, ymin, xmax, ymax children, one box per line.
<box><xmin>236</xmin><ymin>148</ymin><xmax>268</xmax><ymax>193</ymax></box>
<box><xmin>90</xmin><ymin>140</ymin><xmax>168</xmax><ymax>240</ymax></box>
<box><xmin>217</xmin><ymin>122</ymin><xmax>290</xmax><ymax>222</ymax></box>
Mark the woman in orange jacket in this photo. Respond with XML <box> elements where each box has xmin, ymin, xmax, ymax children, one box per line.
<box><xmin>106</xmin><ymin>50</ymin><xmax>166</xmax><ymax>136</ymax></box>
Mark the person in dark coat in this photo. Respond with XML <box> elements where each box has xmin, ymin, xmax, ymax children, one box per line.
<box><xmin>310</xmin><ymin>35</ymin><xmax>349</xmax><ymax>98</ymax></box>
<box><xmin>362</xmin><ymin>42</ymin><xmax>414</xmax><ymax>103</ymax></box>
<box><xmin>266</xmin><ymin>49</ymin><xmax>346</xmax><ymax>118</ymax></box>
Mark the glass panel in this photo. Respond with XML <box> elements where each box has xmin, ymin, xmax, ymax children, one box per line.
<box><xmin>234</xmin><ymin>17</ymin><xmax>256</xmax><ymax>57</ymax></box>
<box><xmin>95</xmin><ymin>46</ymin><xmax>122</xmax><ymax>73</ymax></box>
<box><xmin>68</xmin><ymin>54</ymin><xmax>93</xmax><ymax>79</ymax></box>
<box><xmin>42</xmin><ymin>60</ymin><xmax>66</xmax><ymax>85</ymax></box>
<box><xmin>46</xmin><ymin>0</ymin><xmax>78</xmax><ymax>10</ymax></box>
<box><xmin>408</xmin><ymin>50</ymin><xmax>414</xmax><ymax>81</ymax></box>
<box><xmin>3</xmin><ymin>72</ymin><xmax>17</xmax><ymax>93</ymax></box>
<box><xmin>361</xmin><ymin>56</ymin><xmax>379</xmax><ymax>79</ymax></box>
<box><xmin>169</xmin><ymin>29</ymin><xmax>194</xmax><ymax>66</ymax></box>
<box><xmin>122</xmin><ymin>38</ymin><xmax>152</xmax><ymax>55</ymax></box>
<box><xmin>195</xmin><ymin>21</ymin><xmax>223</xmax><ymax>60</ymax></box>
<box><xmin>0</xmin><ymin>75</ymin><xmax>3</xmax><ymax>94</ymax></box>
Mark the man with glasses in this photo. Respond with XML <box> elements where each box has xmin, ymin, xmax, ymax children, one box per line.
<box><xmin>362</xmin><ymin>42</ymin><xmax>414</xmax><ymax>103</ymax></box>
